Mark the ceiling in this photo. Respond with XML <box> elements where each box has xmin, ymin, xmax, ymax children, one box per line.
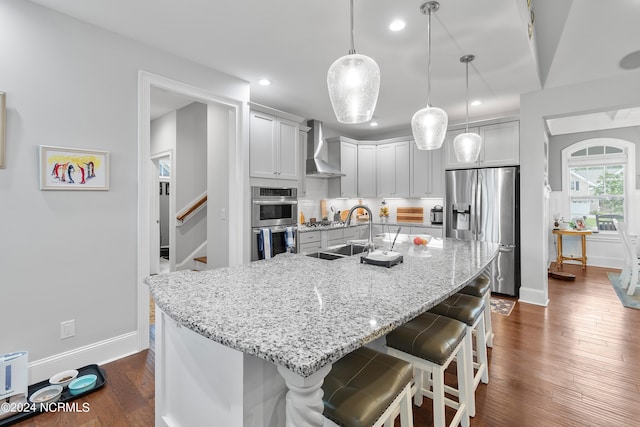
<box><xmin>29</xmin><ymin>0</ymin><xmax>640</xmax><ymax>138</ymax></box>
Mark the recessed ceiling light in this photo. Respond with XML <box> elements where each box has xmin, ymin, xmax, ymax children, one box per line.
<box><xmin>258</xmin><ymin>78</ymin><xmax>271</xmax><ymax>86</ymax></box>
<box><xmin>369</xmin><ymin>121</ymin><xmax>379</xmax><ymax>127</ymax></box>
<box><xmin>389</xmin><ymin>19</ymin><xmax>406</xmax><ymax>32</ymax></box>
<box><xmin>471</xmin><ymin>100</ymin><xmax>482</xmax><ymax>106</ymax></box>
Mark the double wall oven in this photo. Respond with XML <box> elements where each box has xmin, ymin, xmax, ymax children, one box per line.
<box><xmin>251</xmin><ymin>186</ymin><xmax>298</xmax><ymax>261</ymax></box>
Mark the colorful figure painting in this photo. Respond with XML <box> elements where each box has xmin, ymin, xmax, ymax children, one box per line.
<box><xmin>40</xmin><ymin>146</ymin><xmax>109</xmax><ymax>190</ymax></box>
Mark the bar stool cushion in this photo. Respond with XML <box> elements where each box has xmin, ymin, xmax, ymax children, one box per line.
<box><xmin>429</xmin><ymin>293</ymin><xmax>484</xmax><ymax>326</ymax></box>
<box><xmin>386</xmin><ymin>313</ymin><xmax>466</xmax><ymax>365</ymax></box>
<box><xmin>323</xmin><ymin>346</ymin><xmax>413</xmax><ymax>427</ymax></box>
<box><xmin>459</xmin><ymin>275</ymin><xmax>490</xmax><ymax>298</ymax></box>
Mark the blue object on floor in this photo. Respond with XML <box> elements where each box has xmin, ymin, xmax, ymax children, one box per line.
<box><xmin>607</xmin><ymin>272</ymin><xmax>640</xmax><ymax>310</ymax></box>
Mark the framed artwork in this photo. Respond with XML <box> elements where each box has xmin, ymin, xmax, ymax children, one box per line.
<box><xmin>0</xmin><ymin>92</ymin><xmax>5</xmax><ymax>168</ymax></box>
<box><xmin>39</xmin><ymin>145</ymin><xmax>110</xmax><ymax>190</ymax></box>
<box><xmin>574</xmin><ymin>218</ymin><xmax>585</xmax><ymax>230</ymax></box>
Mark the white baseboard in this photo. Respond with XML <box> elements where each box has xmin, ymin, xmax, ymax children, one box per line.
<box><xmin>28</xmin><ymin>331</ymin><xmax>140</xmax><ymax>384</ymax></box>
<box><xmin>519</xmin><ymin>287</ymin><xmax>549</xmax><ymax>307</ymax></box>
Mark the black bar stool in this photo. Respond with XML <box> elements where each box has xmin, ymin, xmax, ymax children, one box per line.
<box><xmin>458</xmin><ymin>275</ymin><xmax>493</xmax><ymax>347</ymax></box>
<box><xmin>387</xmin><ymin>313</ymin><xmax>471</xmax><ymax>427</ymax></box>
<box><xmin>428</xmin><ymin>293</ymin><xmax>488</xmax><ymax>417</ymax></box>
<box><xmin>322</xmin><ymin>346</ymin><xmax>414</xmax><ymax>427</ymax></box>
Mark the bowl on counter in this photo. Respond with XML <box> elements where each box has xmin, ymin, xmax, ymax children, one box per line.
<box><xmin>49</xmin><ymin>369</ymin><xmax>79</xmax><ymax>388</ymax></box>
<box><xmin>410</xmin><ymin>234</ymin><xmax>433</xmax><ymax>246</ymax></box>
<box><xmin>68</xmin><ymin>374</ymin><xmax>97</xmax><ymax>396</ymax></box>
<box><xmin>29</xmin><ymin>384</ymin><xmax>63</xmax><ymax>410</ymax></box>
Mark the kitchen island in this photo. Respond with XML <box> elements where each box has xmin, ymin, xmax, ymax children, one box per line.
<box><xmin>145</xmin><ymin>238</ymin><xmax>499</xmax><ymax>427</ymax></box>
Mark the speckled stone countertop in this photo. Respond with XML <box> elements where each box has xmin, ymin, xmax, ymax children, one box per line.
<box><xmin>145</xmin><ymin>238</ymin><xmax>499</xmax><ymax>378</ymax></box>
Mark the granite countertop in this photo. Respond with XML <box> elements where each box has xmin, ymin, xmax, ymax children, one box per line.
<box><xmin>145</xmin><ymin>238</ymin><xmax>499</xmax><ymax>378</ymax></box>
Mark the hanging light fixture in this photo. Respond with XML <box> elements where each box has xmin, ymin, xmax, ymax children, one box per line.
<box><xmin>453</xmin><ymin>55</ymin><xmax>482</xmax><ymax>162</ymax></box>
<box><xmin>412</xmin><ymin>1</ymin><xmax>448</xmax><ymax>150</ymax></box>
<box><xmin>327</xmin><ymin>0</ymin><xmax>380</xmax><ymax>124</ymax></box>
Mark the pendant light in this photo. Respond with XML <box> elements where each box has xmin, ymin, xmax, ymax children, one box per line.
<box><xmin>412</xmin><ymin>1</ymin><xmax>448</xmax><ymax>150</ymax></box>
<box><xmin>327</xmin><ymin>0</ymin><xmax>380</xmax><ymax>124</ymax></box>
<box><xmin>453</xmin><ymin>55</ymin><xmax>482</xmax><ymax>162</ymax></box>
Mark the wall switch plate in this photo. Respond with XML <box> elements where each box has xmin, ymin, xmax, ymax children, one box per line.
<box><xmin>60</xmin><ymin>320</ymin><xmax>75</xmax><ymax>339</ymax></box>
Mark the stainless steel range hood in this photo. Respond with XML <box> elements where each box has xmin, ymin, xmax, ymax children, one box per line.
<box><xmin>306</xmin><ymin>119</ymin><xmax>345</xmax><ymax>177</ymax></box>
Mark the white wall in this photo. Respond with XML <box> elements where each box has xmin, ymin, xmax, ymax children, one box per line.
<box><xmin>0</xmin><ymin>0</ymin><xmax>248</xmax><ymax>380</ymax></box>
<box><xmin>175</xmin><ymin>102</ymin><xmax>207</xmax><ymax>266</ymax></box>
<box><xmin>520</xmin><ymin>70</ymin><xmax>640</xmax><ymax>306</ymax></box>
<box><xmin>151</xmin><ymin>111</ymin><xmax>177</xmax><ymax>156</ymax></box>
<box><xmin>207</xmin><ymin>103</ymin><xmax>231</xmax><ymax>269</ymax></box>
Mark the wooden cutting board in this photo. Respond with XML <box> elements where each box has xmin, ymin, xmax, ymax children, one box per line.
<box><xmin>320</xmin><ymin>199</ymin><xmax>328</xmax><ymax>219</ymax></box>
<box><xmin>397</xmin><ymin>207</ymin><xmax>424</xmax><ymax>223</ymax></box>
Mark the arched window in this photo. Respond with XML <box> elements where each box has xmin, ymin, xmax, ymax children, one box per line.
<box><xmin>561</xmin><ymin>138</ymin><xmax>636</xmax><ymax>231</ymax></box>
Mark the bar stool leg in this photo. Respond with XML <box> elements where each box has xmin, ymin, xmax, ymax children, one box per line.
<box><xmin>475</xmin><ymin>314</ymin><xmax>489</xmax><ymax>385</ymax></box>
<box><xmin>414</xmin><ymin>366</ymin><xmax>424</xmax><ymax>406</ymax></box>
<box><xmin>432</xmin><ymin>367</ymin><xmax>446</xmax><ymax>427</ymax></box>
<box><xmin>484</xmin><ymin>292</ymin><xmax>494</xmax><ymax>347</ymax></box>
<box><xmin>463</xmin><ymin>330</ymin><xmax>475</xmax><ymax>417</ymax></box>
<box><xmin>457</xmin><ymin>334</ymin><xmax>471</xmax><ymax>427</ymax></box>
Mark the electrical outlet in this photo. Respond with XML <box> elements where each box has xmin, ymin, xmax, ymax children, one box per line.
<box><xmin>60</xmin><ymin>320</ymin><xmax>75</xmax><ymax>339</ymax></box>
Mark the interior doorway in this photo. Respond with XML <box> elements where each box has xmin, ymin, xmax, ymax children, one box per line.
<box><xmin>137</xmin><ymin>71</ymin><xmax>245</xmax><ymax>352</ymax></box>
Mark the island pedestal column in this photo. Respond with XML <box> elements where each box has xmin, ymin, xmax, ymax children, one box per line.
<box><xmin>277</xmin><ymin>365</ymin><xmax>332</xmax><ymax>427</ymax></box>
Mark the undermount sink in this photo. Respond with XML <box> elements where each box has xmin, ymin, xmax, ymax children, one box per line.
<box><xmin>332</xmin><ymin>243</ymin><xmax>368</xmax><ymax>256</ymax></box>
<box><xmin>305</xmin><ymin>252</ymin><xmax>345</xmax><ymax>261</ymax></box>
<box><xmin>305</xmin><ymin>243</ymin><xmax>369</xmax><ymax>261</ymax></box>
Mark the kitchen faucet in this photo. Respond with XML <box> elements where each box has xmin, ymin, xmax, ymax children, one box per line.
<box><xmin>344</xmin><ymin>205</ymin><xmax>375</xmax><ymax>253</ymax></box>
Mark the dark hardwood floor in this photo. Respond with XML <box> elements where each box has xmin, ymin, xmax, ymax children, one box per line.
<box><xmin>14</xmin><ymin>264</ymin><xmax>640</xmax><ymax>426</ymax></box>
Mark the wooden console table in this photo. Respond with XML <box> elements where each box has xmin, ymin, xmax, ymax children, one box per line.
<box><xmin>552</xmin><ymin>229</ymin><xmax>592</xmax><ymax>270</ymax></box>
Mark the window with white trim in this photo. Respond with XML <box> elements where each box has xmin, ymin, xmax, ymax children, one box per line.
<box><xmin>562</xmin><ymin>139</ymin><xmax>635</xmax><ymax>231</ymax></box>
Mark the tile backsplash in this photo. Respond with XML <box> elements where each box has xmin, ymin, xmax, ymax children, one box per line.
<box><xmin>298</xmin><ymin>179</ymin><xmax>443</xmax><ymax>225</ymax></box>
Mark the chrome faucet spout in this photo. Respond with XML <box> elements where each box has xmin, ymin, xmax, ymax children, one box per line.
<box><xmin>344</xmin><ymin>204</ymin><xmax>375</xmax><ymax>252</ymax></box>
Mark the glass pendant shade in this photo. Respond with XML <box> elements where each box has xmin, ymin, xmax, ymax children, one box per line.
<box><xmin>453</xmin><ymin>53</ymin><xmax>482</xmax><ymax>163</ymax></box>
<box><xmin>327</xmin><ymin>53</ymin><xmax>380</xmax><ymax>124</ymax></box>
<box><xmin>411</xmin><ymin>106</ymin><xmax>448</xmax><ymax>150</ymax></box>
<box><xmin>453</xmin><ymin>132</ymin><xmax>482</xmax><ymax>162</ymax></box>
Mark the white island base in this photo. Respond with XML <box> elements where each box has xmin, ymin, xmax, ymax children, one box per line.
<box><xmin>155</xmin><ymin>307</ymin><xmax>332</xmax><ymax>427</ymax></box>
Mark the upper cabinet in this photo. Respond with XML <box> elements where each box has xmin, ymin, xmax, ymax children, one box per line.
<box><xmin>444</xmin><ymin>121</ymin><xmax>519</xmax><ymax>169</ymax></box>
<box><xmin>357</xmin><ymin>145</ymin><xmax>377</xmax><ymax>197</ymax></box>
<box><xmin>328</xmin><ymin>139</ymin><xmax>357</xmax><ymax>198</ymax></box>
<box><xmin>410</xmin><ymin>141</ymin><xmax>444</xmax><ymax>198</ymax></box>
<box><xmin>377</xmin><ymin>141</ymin><xmax>410</xmax><ymax>198</ymax></box>
<box><xmin>249</xmin><ymin>110</ymin><xmax>300</xmax><ymax>180</ymax></box>
<box><xmin>328</xmin><ymin>137</ymin><xmax>444</xmax><ymax>199</ymax></box>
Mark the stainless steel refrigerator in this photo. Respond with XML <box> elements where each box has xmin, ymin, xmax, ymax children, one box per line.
<box><xmin>445</xmin><ymin>167</ymin><xmax>520</xmax><ymax>296</ymax></box>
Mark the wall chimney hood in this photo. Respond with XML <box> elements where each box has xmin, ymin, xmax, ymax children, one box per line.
<box><xmin>306</xmin><ymin>119</ymin><xmax>345</xmax><ymax>177</ymax></box>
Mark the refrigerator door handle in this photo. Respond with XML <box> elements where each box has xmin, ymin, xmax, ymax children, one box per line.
<box><xmin>499</xmin><ymin>244</ymin><xmax>516</xmax><ymax>252</ymax></box>
<box><xmin>475</xmin><ymin>172</ymin><xmax>483</xmax><ymax>238</ymax></box>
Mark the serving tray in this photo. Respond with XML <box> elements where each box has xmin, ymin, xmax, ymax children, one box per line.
<box><xmin>360</xmin><ymin>253</ymin><xmax>403</xmax><ymax>268</ymax></box>
<box><xmin>0</xmin><ymin>364</ymin><xmax>106</xmax><ymax>426</ymax></box>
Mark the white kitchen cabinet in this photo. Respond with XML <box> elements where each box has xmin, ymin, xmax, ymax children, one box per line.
<box><xmin>376</xmin><ymin>141</ymin><xmax>410</xmax><ymax>198</ymax></box>
<box><xmin>298</xmin><ymin>230</ymin><xmax>321</xmax><ymax>254</ymax></box>
<box><xmin>328</xmin><ymin>139</ymin><xmax>357</xmax><ymax>198</ymax></box>
<box><xmin>343</xmin><ymin>227</ymin><xmax>360</xmax><ymax>241</ymax></box>
<box><xmin>327</xmin><ymin>229</ymin><xmax>344</xmax><ymax>247</ymax></box>
<box><xmin>357</xmin><ymin>145</ymin><xmax>377</xmax><ymax>197</ymax></box>
<box><xmin>249</xmin><ymin>110</ymin><xmax>300</xmax><ymax>180</ymax></box>
<box><xmin>479</xmin><ymin>121</ymin><xmax>520</xmax><ymax>167</ymax></box>
<box><xmin>410</xmin><ymin>141</ymin><xmax>444</xmax><ymax>198</ymax></box>
<box><xmin>444</xmin><ymin>121</ymin><xmax>519</xmax><ymax>169</ymax></box>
